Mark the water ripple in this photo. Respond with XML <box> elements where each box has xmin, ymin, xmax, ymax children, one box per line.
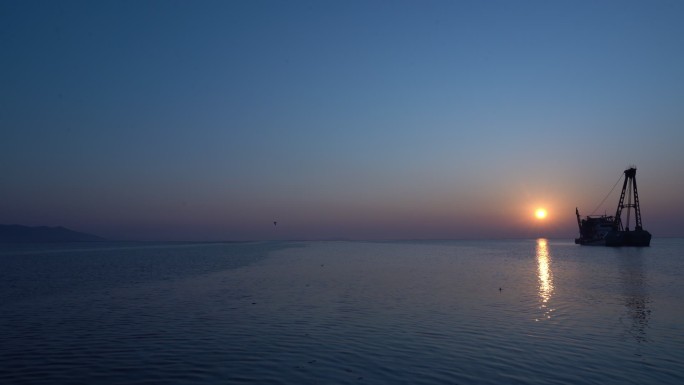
<box><xmin>2</xmin><ymin>240</ymin><xmax>684</xmax><ymax>384</ymax></box>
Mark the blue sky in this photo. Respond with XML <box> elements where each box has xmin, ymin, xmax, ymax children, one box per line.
<box><xmin>2</xmin><ymin>1</ymin><xmax>684</xmax><ymax>240</ymax></box>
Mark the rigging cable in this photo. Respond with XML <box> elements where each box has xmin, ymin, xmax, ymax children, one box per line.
<box><xmin>590</xmin><ymin>172</ymin><xmax>624</xmax><ymax>215</ymax></box>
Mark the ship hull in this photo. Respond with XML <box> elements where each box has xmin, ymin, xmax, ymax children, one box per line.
<box><xmin>574</xmin><ymin>238</ymin><xmax>607</xmax><ymax>246</ymax></box>
<box><xmin>576</xmin><ymin>230</ymin><xmax>651</xmax><ymax>247</ymax></box>
<box><xmin>604</xmin><ymin>230</ymin><xmax>652</xmax><ymax>247</ymax></box>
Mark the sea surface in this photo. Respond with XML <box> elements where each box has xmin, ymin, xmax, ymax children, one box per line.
<box><xmin>1</xmin><ymin>239</ymin><xmax>683</xmax><ymax>384</ymax></box>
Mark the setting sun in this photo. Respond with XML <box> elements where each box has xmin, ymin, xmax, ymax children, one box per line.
<box><xmin>535</xmin><ymin>208</ymin><xmax>548</xmax><ymax>220</ymax></box>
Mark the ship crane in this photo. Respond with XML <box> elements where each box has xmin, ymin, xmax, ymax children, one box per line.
<box><xmin>614</xmin><ymin>167</ymin><xmax>643</xmax><ymax>232</ymax></box>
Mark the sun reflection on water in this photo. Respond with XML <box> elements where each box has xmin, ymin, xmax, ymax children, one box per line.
<box><xmin>536</xmin><ymin>238</ymin><xmax>554</xmax><ymax>320</ymax></box>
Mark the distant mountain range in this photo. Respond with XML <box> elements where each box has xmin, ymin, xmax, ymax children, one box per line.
<box><xmin>0</xmin><ymin>225</ymin><xmax>105</xmax><ymax>242</ymax></box>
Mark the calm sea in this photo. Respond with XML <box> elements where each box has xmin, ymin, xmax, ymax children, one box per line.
<box><xmin>1</xmin><ymin>239</ymin><xmax>683</xmax><ymax>384</ymax></box>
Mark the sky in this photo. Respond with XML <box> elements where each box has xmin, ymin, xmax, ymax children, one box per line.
<box><xmin>2</xmin><ymin>0</ymin><xmax>684</xmax><ymax>241</ymax></box>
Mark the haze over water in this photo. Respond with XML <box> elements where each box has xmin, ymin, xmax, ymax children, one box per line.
<box><xmin>2</xmin><ymin>240</ymin><xmax>683</xmax><ymax>384</ymax></box>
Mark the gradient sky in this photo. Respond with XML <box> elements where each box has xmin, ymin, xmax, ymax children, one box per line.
<box><xmin>2</xmin><ymin>0</ymin><xmax>684</xmax><ymax>241</ymax></box>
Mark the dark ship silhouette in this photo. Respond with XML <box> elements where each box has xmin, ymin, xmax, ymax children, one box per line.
<box><xmin>575</xmin><ymin>167</ymin><xmax>651</xmax><ymax>246</ymax></box>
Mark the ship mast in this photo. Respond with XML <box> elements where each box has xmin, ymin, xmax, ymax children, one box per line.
<box><xmin>613</xmin><ymin>167</ymin><xmax>643</xmax><ymax>231</ymax></box>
